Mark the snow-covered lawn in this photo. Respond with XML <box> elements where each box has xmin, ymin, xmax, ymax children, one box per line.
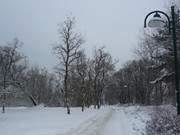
<box><xmin>0</xmin><ymin>105</ymin><xmax>151</xmax><ymax>135</ymax></box>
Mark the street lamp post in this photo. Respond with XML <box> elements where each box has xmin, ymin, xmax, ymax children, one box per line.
<box><xmin>144</xmin><ymin>6</ymin><xmax>180</xmax><ymax>115</ymax></box>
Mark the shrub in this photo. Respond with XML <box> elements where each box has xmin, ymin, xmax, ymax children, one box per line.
<box><xmin>146</xmin><ymin>105</ymin><xmax>180</xmax><ymax>135</ymax></box>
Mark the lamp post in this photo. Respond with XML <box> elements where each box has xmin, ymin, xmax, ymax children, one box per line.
<box><xmin>144</xmin><ymin>6</ymin><xmax>180</xmax><ymax>115</ymax></box>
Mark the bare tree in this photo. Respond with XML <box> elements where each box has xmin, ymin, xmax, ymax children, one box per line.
<box><xmin>74</xmin><ymin>50</ymin><xmax>87</xmax><ymax>111</ymax></box>
<box><xmin>0</xmin><ymin>38</ymin><xmax>26</xmax><ymax>113</ymax></box>
<box><xmin>84</xmin><ymin>59</ymin><xmax>94</xmax><ymax>107</ymax></box>
<box><xmin>53</xmin><ymin>17</ymin><xmax>84</xmax><ymax>114</ymax></box>
<box><xmin>92</xmin><ymin>47</ymin><xmax>115</xmax><ymax>109</ymax></box>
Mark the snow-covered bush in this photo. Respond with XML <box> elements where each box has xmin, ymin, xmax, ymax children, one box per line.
<box><xmin>146</xmin><ymin>105</ymin><xmax>180</xmax><ymax>135</ymax></box>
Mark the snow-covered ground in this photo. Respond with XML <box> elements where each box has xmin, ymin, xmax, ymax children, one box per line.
<box><xmin>0</xmin><ymin>105</ymin><xmax>151</xmax><ymax>135</ymax></box>
<box><xmin>101</xmin><ymin>106</ymin><xmax>150</xmax><ymax>135</ymax></box>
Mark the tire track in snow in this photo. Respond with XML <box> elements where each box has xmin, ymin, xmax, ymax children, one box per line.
<box><xmin>59</xmin><ymin>108</ymin><xmax>114</xmax><ymax>135</ymax></box>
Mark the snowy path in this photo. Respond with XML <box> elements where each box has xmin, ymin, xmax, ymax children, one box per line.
<box><xmin>62</xmin><ymin>106</ymin><xmax>149</xmax><ymax>135</ymax></box>
<box><xmin>100</xmin><ymin>108</ymin><xmax>135</xmax><ymax>135</ymax></box>
<box><xmin>100</xmin><ymin>106</ymin><xmax>149</xmax><ymax>135</ymax></box>
<box><xmin>61</xmin><ymin>108</ymin><xmax>113</xmax><ymax>135</ymax></box>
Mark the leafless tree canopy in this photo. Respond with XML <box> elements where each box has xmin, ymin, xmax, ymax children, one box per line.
<box><xmin>53</xmin><ymin>17</ymin><xmax>84</xmax><ymax>114</ymax></box>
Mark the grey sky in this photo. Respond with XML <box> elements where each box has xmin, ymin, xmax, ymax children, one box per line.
<box><xmin>0</xmin><ymin>0</ymin><xmax>168</xmax><ymax>71</ymax></box>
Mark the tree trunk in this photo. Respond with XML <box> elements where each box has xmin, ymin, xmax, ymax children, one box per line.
<box><xmin>67</xmin><ymin>105</ymin><xmax>70</xmax><ymax>114</ymax></box>
<box><xmin>2</xmin><ymin>94</ymin><xmax>5</xmax><ymax>113</ymax></box>
<box><xmin>81</xmin><ymin>105</ymin><xmax>84</xmax><ymax>112</ymax></box>
<box><xmin>2</xmin><ymin>78</ymin><xmax>6</xmax><ymax>113</ymax></box>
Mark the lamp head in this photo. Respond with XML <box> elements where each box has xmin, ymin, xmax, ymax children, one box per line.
<box><xmin>148</xmin><ymin>12</ymin><xmax>166</xmax><ymax>28</ymax></box>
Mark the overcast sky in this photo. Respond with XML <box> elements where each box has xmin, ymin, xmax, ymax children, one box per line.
<box><xmin>0</xmin><ymin>0</ymin><xmax>170</xmax><ymax>71</ymax></box>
